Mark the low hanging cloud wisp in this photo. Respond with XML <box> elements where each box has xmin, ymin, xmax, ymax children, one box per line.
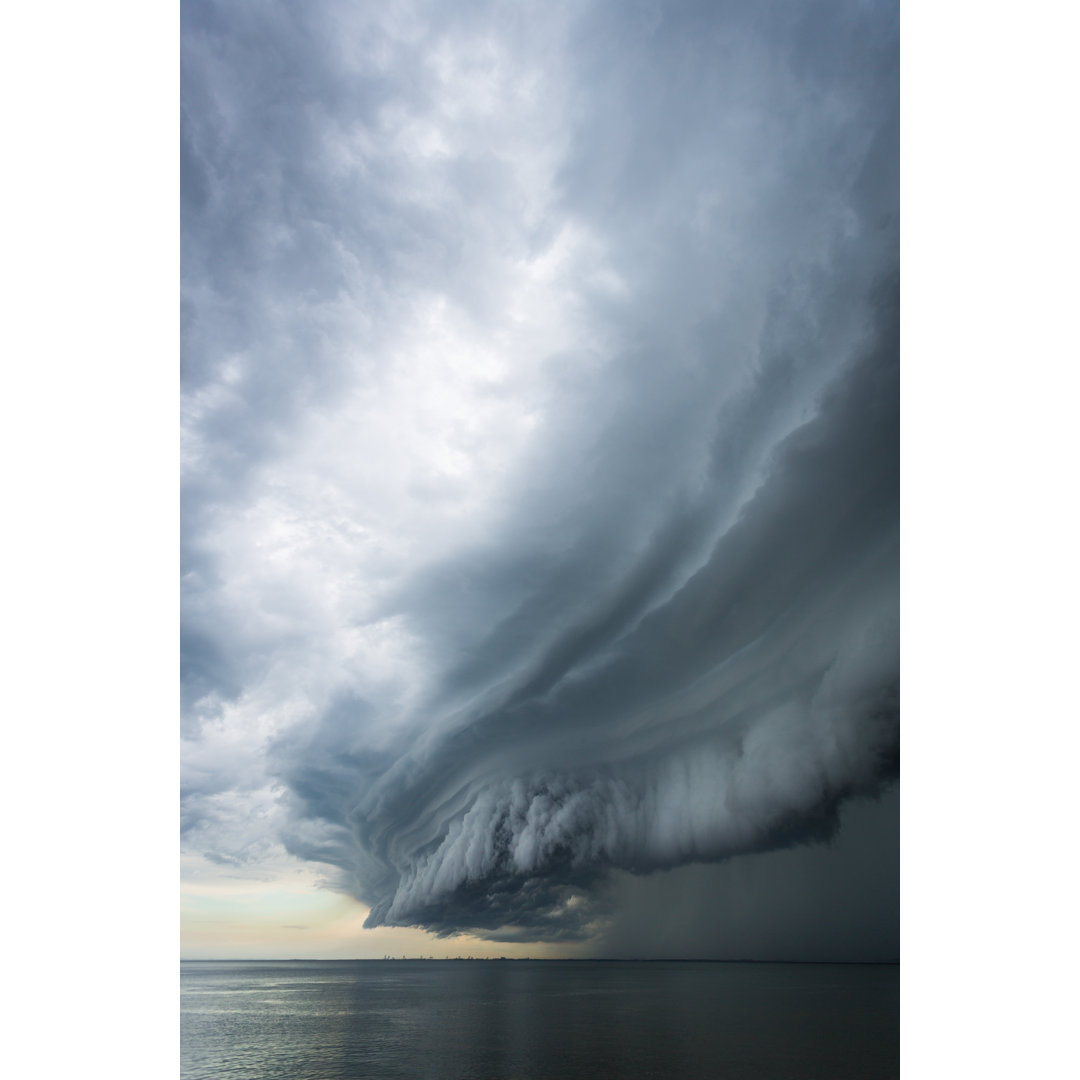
<box><xmin>182</xmin><ymin>0</ymin><xmax>899</xmax><ymax>944</ymax></box>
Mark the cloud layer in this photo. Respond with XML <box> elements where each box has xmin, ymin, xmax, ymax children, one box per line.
<box><xmin>181</xmin><ymin>0</ymin><xmax>899</xmax><ymax>945</ymax></box>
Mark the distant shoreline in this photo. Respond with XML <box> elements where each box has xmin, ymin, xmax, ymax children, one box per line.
<box><xmin>181</xmin><ymin>957</ymin><xmax>899</xmax><ymax>965</ymax></box>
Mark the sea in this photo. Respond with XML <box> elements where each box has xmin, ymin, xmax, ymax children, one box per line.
<box><xmin>180</xmin><ymin>959</ymin><xmax>898</xmax><ymax>1079</ymax></box>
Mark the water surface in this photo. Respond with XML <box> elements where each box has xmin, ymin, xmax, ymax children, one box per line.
<box><xmin>180</xmin><ymin>959</ymin><xmax>898</xmax><ymax>1079</ymax></box>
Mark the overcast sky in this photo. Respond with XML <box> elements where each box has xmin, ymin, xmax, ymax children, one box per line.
<box><xmin>181</xmin><ymin>0</ymin><xmax>898</xmax><ymax>960</ymax></box>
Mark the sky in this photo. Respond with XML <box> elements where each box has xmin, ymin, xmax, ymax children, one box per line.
<box><xmin>180</xmin><ymin>0</ymin><xmax>899</xmax><ymax>960</ymax></box>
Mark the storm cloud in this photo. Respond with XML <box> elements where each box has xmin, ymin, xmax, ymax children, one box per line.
<box><xmin>182</xmin><ymin>0</ymin><xmax>898</xmax><ymax>947</ymax></box>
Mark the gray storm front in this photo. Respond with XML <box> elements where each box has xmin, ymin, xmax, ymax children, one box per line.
<box><xmin>181</xmin><ymin>0</ymin><xmax>898</xmax><ymax>955</ymax></box>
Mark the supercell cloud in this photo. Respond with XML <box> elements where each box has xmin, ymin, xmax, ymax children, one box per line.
<box><xmin>181</xmin><ymin>0</ymin><xmax>899</xmax><ymax>943</ymax></box>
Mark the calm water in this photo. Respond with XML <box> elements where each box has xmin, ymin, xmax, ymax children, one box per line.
<box><xmin>180</xmin><ymin>959</ymin><xmax>898</xmax><ymax>1079</ymax></box>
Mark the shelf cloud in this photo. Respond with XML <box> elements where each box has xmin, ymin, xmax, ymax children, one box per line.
<box><xmin>182</xmin><ymin>0</ymin><xmax>898</xmax><ymax>945</ymax></box>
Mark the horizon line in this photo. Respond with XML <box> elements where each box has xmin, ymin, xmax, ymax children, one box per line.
<box><xmin>180</xmin><ymin>956</ymin><xmax>900</xmax><ymax>964</ymax></box>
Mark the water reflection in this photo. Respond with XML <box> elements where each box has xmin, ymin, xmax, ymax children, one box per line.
<box><xmin>180</xmin><ymin>960</ymin><xmax>898</xmax><ymax>1080</ymax></box>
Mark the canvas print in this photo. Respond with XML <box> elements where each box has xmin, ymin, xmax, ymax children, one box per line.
<box><xmin>181</xmin><ymin>1</ymin><xmax>899</xmax><ymax>1076</ymax></box>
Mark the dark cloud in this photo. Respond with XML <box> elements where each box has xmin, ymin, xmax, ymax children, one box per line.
<box><xmin>182</xmin><ymin>0</ymin><xmax>899</xmax><ymax>955</ymax></box>
<box><xmin>278</xmin><ymin>291</ymin><xmax>898</xmax><ymax>939</ymax></box>
<box><xmin>599</xmin><ymin>786</ymin><xmax>900</xmax><ymax>961</ymax></box>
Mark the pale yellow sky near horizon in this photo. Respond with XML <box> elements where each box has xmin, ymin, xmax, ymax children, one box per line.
<box><xmin>180</xmin><ymin>853</ymin><xmax>589</xmax><ymax>960</ymax></box>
